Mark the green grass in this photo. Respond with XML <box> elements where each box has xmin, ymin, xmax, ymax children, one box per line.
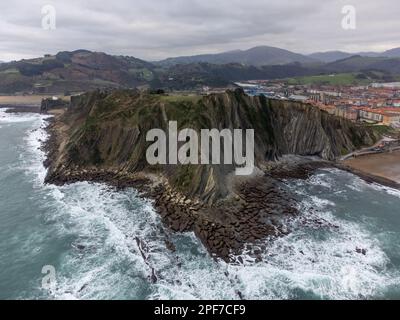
<box><xmin>172</xmin><ymin>165</ymin><xmax>197</xmax><ymax>191</ymax></box>
<box><xmin>286</xmin><ymin>73</ymin><xmax>370</xmax><ymax>86</ymax></box>
<box><xmin>163</xmin><ymin>99</ymin><xmax>205</xmax><ymax>128</ymax></box>
<box><xmin>159</xmin><ymin>94</ymin><xmax>201</xmax><ymax>103</ymax></box>
<box><xmin>0</xmin><ymin>68</ymin><xmax>20</xmax><ymax>75</ymax></box>
<box><xmin>368</xmin><ymin>125</ymin><xmax>395</xmax><ymax>136</ymax></box>
<box><xmin>33</xmin><ymin>81</ymin><xmax>53</xmax><ymax>88</ymax></box>
<box><xmin>128</xmin><ymin>68</ymin><xmax>154</xmax><ymax>81</ymax></box>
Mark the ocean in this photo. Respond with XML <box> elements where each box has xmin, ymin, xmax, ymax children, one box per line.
<box><xmin>0</xmin><ymin>109</ymin><xmax>399</xmax><ymax>300</ymax></box>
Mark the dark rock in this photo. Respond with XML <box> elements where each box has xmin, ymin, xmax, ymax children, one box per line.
<box><xmin>356</xmin><ymin>248</ymin><xmax>367</xmax><ymax>256</ymax></box>
<box><xmin>150</xmin><ymin>268</ymin><xmax>157</xmax><ymax>284</ymax></box>
<box><xmin>236</xmin><ymin>291</ymin><xmax>244</xmax><ymax>300</ymax></box>
<box><xmin>74</xmin><ymin>244</ymin><xmax>86</xmax><ymax>251</ymax></box>
<box><xmin>165</xmin><ymin>239</ymin><xmax>176</xmax><ymax>252</ymax></box>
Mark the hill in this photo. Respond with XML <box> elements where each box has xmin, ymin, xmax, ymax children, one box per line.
<box><xmin>286</xmin><ymin>70</ymin><xmax>397</xmax><ymax>86</ymax></box>
<box><xmin>157</xmin><ymin>62</ymin><xmax>316</xmax><ymax>89</ymax></box>
<box><xmin>383</xmin><ymin>47</ymin><xmax>400</xmax><ymax>58</ymax></box>
<box><xmin>309</xmin><ymin>48</ymin><xmax>400</xmax><ymax>63</ymax></box>
<box><xmin>0</xmin><ymin>50</ymin><xmax>156</xmax><ymax>94</ymax></box>
<box><xmin>308</xmin><ymin>51</ymin><xmax>354</xmax><ymax>63</ymax></box>
<box><xmin>2</xmin><ymin>49</ymin><xmax>400</xmax><ymax>94</ymax></box>
<box><xmin>157</xmin><ymin>46</ymin><xmax>317</xmax><ymax>67</ymax></box>
<box><xmin>159</xmin><ymin>46</ymin><xmax>400</xmax><ymax>66</ymax></box>
<box><xmin>322</xmin><ymin>55</ymin><xmax>400</xmax><ymax>73</ymax></box>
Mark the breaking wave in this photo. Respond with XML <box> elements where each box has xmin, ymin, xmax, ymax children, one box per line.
<box><xmin>7</xmin><ymin>111</ymin><xmax>400</xmax><ymax>300</ymax></box>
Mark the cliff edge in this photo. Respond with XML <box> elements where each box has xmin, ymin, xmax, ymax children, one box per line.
<box><xmin>44</xmin><ymin>89</ymin><xmax>378</xmax><ymax>261</ymax></box>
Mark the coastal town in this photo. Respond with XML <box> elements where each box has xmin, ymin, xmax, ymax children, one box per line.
<box><xmin>234</xmin><ymin>80</ymin><xmax>400</xmax><ymax>129</ymax></box>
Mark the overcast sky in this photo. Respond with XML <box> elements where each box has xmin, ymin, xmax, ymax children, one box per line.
<box><xmin>0</xmin><ymin>0</ymin><xmax>399</xmax><ymax>61</ymax></box>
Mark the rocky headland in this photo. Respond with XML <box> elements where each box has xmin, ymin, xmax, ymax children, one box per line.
<box><xmin>43</xmin><ymin>89</ymin><xmax>379</xmax><ymax>262</ymax></box>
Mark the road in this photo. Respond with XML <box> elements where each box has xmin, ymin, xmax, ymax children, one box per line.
<box><xmin>340</xmin><ymin>137</ymin><xmax>400</xmax><ymax>161</ymax></box>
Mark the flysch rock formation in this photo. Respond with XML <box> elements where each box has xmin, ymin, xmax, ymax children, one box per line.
<box><xmin>43</xmin><ymin>89</ymin><xmax>379</xmax><ymax>261</ymax></box>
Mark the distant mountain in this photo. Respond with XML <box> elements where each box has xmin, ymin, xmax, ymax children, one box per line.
<box><xmin>160</xmin><ymin>55</ymin><xmax>400</xmax><ymax>89</ymax></box>
<box><xmin>355</xmin><ymin>51</ymin><xmax>382</xmax><ymax>58</ymax></box>
<box><xmin>2</xmin><ymin>49</ymin><xmax>400</xmax><ymax>94</ymax></box>
<box><xmin>158</xmin><ymin>46</ymin><xmax>400</xmax><ymax>67</ymax></box>
<box><xmin>382</xmin><ymin>47</ymin><xmax>400</xmax><ymax>58</ymax></box>
<box><xmin>0</xmin><ymin>50</ymin><xmax>157</xmax><ymax>94</ymax></box>
<box><xmin>348</xmin><ymin>48</ymin><xmax>400</xmax><ymax>59</ymax></box>
<box><xmin>308</xmin><ymin>51</ymin><xmax>354</xmax><ymax>63</ymax></box>
<box><xmin>157</xmin><ymin>62</ymin><xmax>318</xmax><ymax>89</ymax></box>
<box><xmin>157</xmin><ymin>46</ymin><xmax>317</xmax><ymax>67</ymax></box>
<box><xmin>309</xmin><ymin>47</ymin><xmax>400</xmax><ymax>63</ymax></box>
<box><xmin>323</xmin><ymin>55</ymin><xmax>400</xmax><ymax>73</ymax></box>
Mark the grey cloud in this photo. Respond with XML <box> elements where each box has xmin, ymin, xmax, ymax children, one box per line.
<box><xmin>0</xmin><ymin>0</ymin><xmax>399</xmax><ymax>61</ymax></box>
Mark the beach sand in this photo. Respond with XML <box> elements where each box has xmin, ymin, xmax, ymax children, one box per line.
<box><xmin>344</xmin><ymin>150</ymin><xmax>400</xmax><ymax>184</ymax></box>
<box><xmin>0</xmin><ymin>95</ymin><xmax>67</xmax><ymax>106</ymax></box>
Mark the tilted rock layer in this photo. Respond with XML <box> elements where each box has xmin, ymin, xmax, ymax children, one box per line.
<box><xmin>45</xmin><ymin>89</ymin><xmax>378</xmax><ymax>260</ymax></box>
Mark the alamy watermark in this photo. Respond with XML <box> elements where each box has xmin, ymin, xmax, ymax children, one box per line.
<box><xmin>41</xmin><ymin>265</ymin><xmax>57</xmax><ymax>291</ymax></box>
<box><xmin>341</xmin><ymin>5</ymin><xmax>356</xmax><ymax>30</ymax></box>
<box><xmin>41</xmin><ymin>5</ymin><xmax>56</xmax><ymax>30</ymax></box>
<box><xmin>146</xmin><ymin>121</ymin><xmax>255</xmax><ymax>176</ymax></box>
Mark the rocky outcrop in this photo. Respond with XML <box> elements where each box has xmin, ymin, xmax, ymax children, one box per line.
<box><xmin>44</xmin><ymin>89</ymin><xmax>379</xmax><ymax>261</ymax></box>
<box><xmin>45</xmin><ymin>89</ymin><xmax>377</xmax><ymax>201</ymax></box>
<box><xmin>40</xmin><ymin>98</ymin><xmax>69</xmax><ymax>113</ymax></box>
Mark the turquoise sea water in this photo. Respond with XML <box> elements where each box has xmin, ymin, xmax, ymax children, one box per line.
<box><xmin>0</xmin><ymin>109</ymin><xmax>399</xmax><ymax>300</ymax></box>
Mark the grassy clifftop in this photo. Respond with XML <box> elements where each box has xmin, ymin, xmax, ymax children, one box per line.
<box><xmin>47</xmin><ymin>89</ymin><xmax>378</xmax><ymax>203</ymax></box>
<box><xmin>44</xmin><ymin>89</ymin><xmax>380</xmax><ymax>260</ymax></box>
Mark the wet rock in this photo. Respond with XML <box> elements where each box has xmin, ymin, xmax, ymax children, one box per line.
<box><xmin>170</xmin><ymin>220</ymin><xmax>181</xmax><ymax>232</ymax></box>
<box><xmin>165</xmin><ymin>239</ymin><xmax>176</xmax><ymax>252</ymax></box>
<box><xmin>150</xmin><ymin>268</ymin><xmax>157</xmax><ymax>284</ymax></box>
<box><xmin>73</xmin><ymin>244</ymin><xmax>86</xmax><ymax>251</ymax></box>
<box><xmin>356</xmin><ymin>248</ymin><xmax>367</xmax><ymax>256</ymax></box>
<box><xmin>236</xmin><ymin>291</ymin><xmax>244</xmax><ymax>300</ymax></box>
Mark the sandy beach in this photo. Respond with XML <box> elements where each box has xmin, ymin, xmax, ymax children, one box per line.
<box><xmin>0</xmin><ymin>95</ymin><xmax>66</xmax><ymax>106</ymax></box>
<box><xmin>344</xmin><ymin>150</ymin><xmax>400</xmax><ymax>184</ymax></box>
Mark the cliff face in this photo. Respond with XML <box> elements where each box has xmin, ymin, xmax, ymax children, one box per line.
<box><xmin>46</xmin><ymin>89</ymin><xmax>378</xmax><ymax>203</ymax></box>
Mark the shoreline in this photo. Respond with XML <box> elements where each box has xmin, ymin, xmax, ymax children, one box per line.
<box><xmin>0</xmin><ymin>105</ymin><xmax>41</xmax><ymax>113</ymax></box>
<box><xmin>0</xmin><ymin>95</ymin><xmax>63</xmax><ymax>106</ymax></box>
<box><xmin>336</xmin><ymin>164</ymin><xmax>400</xmax><ymax>190</ymax></box>
<box><xmin>41</xmin><ymin>114</ymin><xmax>309</xmax><ymax>262</ymax></box>
<box><xmin>339</xmin><ymin>151</ymin><xmax>400</xmax><ymax>190</ymax></box>
<box><xmin>3</xmin><ymin>112</ymin><xmax>397</xmax><ymax>301</ymax></box>
<box><xmin>38</xmin><ymin>108</ymin><xmax>398</xmax><ymax>263</ymax></box>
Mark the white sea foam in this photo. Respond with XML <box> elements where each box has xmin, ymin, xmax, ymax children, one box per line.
<box><xmin>17</xmin><ymin>113</ymin><xmax>235</xmax><ymax>300</ymax></box>
<box><xmin>0</xmin><ymin>108</ymin><xmax>46</xmax><ymax>124</ymax></box>
<box><xmin>367</xmin><ymin>182</ymin><xmax>400</xmax><ymax>199</ymax></box>
<box><xmin>150</xmin><ymin>188</ymin><xmax>400</xmax><ymax>300</ymax></box>
<box><xmin>19</xmin><ymin>115</ymin><xmax>179</xmax><ymax>299</ymax></box>
<box><xmin>223</xmin><ymin>199</ymin><xmax>398</xmax><ymax>299</ymax></box>
<box><xmin>41</xmin><ymin>182</ymin><xmax>167</xmax><ymax>299</ymax></box>
<box><xmin>12</xmin><ymin>110</ymin><xmax>400</xmax><ymax>300</ymax></box>
<box><xmin>323</xmin><ymin>167</ymin><xmax>400</xmax><ymax>199</ymax></box>
<box><xmin>307</xmin><ymin>173</ymin><xmax>334</xmax><ymax>189</ymax></box>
